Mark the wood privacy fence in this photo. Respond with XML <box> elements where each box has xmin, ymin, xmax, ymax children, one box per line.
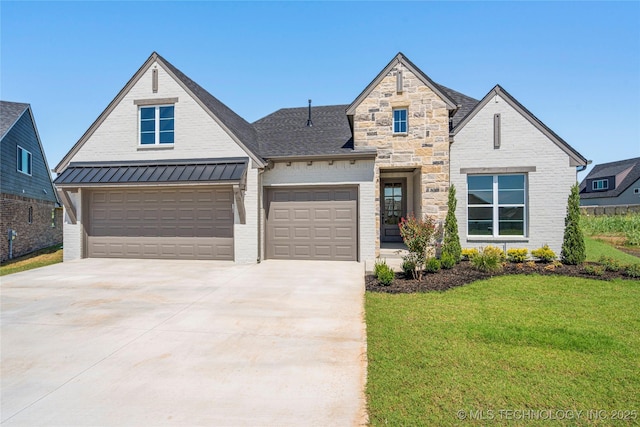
<box><xmin>580</xmin><ymin>205</ymin><xmax>640</xmax><ymax>216</ymax></box>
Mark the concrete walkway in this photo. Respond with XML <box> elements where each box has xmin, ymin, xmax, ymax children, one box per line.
<box><xmin>1</xmin><ymin>258</ymin><xmax>366</xmax><ymax>426</ymax></box>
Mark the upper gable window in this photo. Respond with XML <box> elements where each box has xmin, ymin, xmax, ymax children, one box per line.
<box><xmin>17</xmin><ymin>146</ymin><xmax>32</xmax><ymax>175</ymax></box>
<box><xmin>393</xmin><ymin>108</ymin><xmax>407</xmax><ymax>134</ymax></box>
<box><xmin>140</xmin><ymin>105</ymin><xmax>174</xmax><ymax>145</ymax></box>
<box><xmin>592</xmin><ymin>179</ymin><xmax>608</xmax><ymax>191</ymax></box>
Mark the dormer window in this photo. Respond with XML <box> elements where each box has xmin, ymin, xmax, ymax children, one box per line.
<box><xmin>140</xmin><ymin>105</ymin><xmax>174</xmax><ymax>145</ymax></box>
<box><xmin>592</xmin><ymin>179</ymin><xmax>609</xmax><ymax>191</ymax></box>
<box><xmin>393</xmin><ymin>108</ymin><xmax>407</xmax><ymax>134</ymax></box>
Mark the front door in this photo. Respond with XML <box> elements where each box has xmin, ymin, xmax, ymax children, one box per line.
<box><xmin>381</xmin><ymin>179</ymin><xmax>406</xmax><ymax>242</ymax></box>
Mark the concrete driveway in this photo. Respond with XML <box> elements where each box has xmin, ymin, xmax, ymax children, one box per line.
<box><xmin>1</xmin><ymin>259</ymin><xmax>366</xmax><ymax>426</ymax></box>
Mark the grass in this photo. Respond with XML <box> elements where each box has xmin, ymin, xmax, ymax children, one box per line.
<box><xmin>366</xmin><ymin>276</ymin><xmax>640</xmax><ymax>426</ymax></box>
<box><xmin>585</xmin><ymin>236</ymin><xmax>639</xmax><ymax>264</ymax></box>
<box><xmin>0</xmin><ymin>245</ymin><xmax>63</xmax><ymax>276</ymax></box>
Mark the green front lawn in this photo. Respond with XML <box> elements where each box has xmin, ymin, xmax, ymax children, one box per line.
<box><xmin>366</xmin><ymin>276</ymin><xmax>640</xmax><ymax>425</ymax></box>
<box><xmin>0</xmin><ymin>245</ymin><xmax>63</xmax><ymax>276</ymax></box>
<box><xmin>585</xmin><ymin>236</ymin><xmax>639</xmax><ymax>264</ymax></box>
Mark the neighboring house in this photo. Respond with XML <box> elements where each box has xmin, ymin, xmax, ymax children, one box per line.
<box><xmin>1</xmin><ymin>101</ymin><xmax>62</xmax><ymax>261</ymax></box>
<box><xmin>579</xmin><ymin>157</ymin><xmax>640</xmax><ymax>206</ymax></box>
<box><xmin>53</xmin><ymin>52</ymin><xmax>587</xmax><ymax>265</ymax></box>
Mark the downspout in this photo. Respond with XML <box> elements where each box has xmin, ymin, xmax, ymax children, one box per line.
<box><xmin>257</xmin><ymin>167</ymin><xmax>264</xmax><ymax>263</ymax></box>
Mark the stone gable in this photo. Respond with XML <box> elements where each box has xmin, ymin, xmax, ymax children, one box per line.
<box><xmin>352</xmin><ymin>63</ymin><xmax>451</xmax><ymax>249</ymax></box>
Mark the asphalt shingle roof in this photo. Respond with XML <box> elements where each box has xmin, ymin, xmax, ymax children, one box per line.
<box><xmin>253</xmin><ymin>105</ymin><xmax>355</xmax><ymax>157</ymax></box>
<box><xmin>252</xmin><ymin>83</ymin><xmax>478</xmax><ymax>159</ymax></box>
<box><xmin>580</xmin><ymin>157</ymin><xmax>640</xmax><ymax>199</ymax></box>
<box><xmin>437</xmin><ymin>85</ymin><xmax>479</xmax><ymax>128</ymax></box>
<box><xmin>0</xmin><ymin>101</ymin><xmax>29</xmax><ymax>139</ymax></box>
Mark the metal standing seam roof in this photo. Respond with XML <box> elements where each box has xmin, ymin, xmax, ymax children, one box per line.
<box><xmin>54</xmin><ymin>158</ymin><xmax>248</xmax><ymax>186</ymax></box>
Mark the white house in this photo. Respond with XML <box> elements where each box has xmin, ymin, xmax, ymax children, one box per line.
<box><xmin>54</xmin><ymin>52</ymin><xmax>587</xmax><ymax>265</ymax></box>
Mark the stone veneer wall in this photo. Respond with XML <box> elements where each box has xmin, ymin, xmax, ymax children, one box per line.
<box><xmin>352</xmin><ymin>64</ymin><xmax>450</xmax><ymax>252</ymax></box>
<box><xmin>0</xmin><ymin>193</ymin><xmax>63</xmax><ymax>261</ymax></box>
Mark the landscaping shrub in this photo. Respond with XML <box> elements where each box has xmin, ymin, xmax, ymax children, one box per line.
<box><xmin>531</xmin><ymin>245</ymin><xmax>557</xmax><ymax>263</ymax></box>
<box><xmin>398</xmin><ymin>214</ymin><xmax>437</xmax><ymax>281</ymax></box>
<box><xmin>425</xmin><ymin>257</ymin><xmax>441</xmax><ymax>273</ymax></box>
<box><xmin>561</xmin><ymin>184</ymin><xmax>586</xmax><ymax>265</ymax></box>
<box><xmin>374</xmin><ymin>259</ymin><xmax>395</xmax><ymax>285</ymax></box>
<box><xmin>373</xmin><ymin>258</ymin><xmax>388</xmax><ymax>277</ymax></box>
<box><xmin>598</xmin><ymin>256</ymin><xmax>622</xmax><ymax>272</ymax></box>
<box><xmin>440</xmin><ymin>252</ymin><xmax>456</xmax><ymax>270</ymax></box>
<box><xmin>440</xmin><ymin>184</ymin><xmax>461</xmax><ymax>263</ymax></box>
<box><xmin>471</xmin><ymin>246</ymin><xmax>504</xmax><ymax>273</ymax></box>
<box><xmin>584</xmin><ymin>264</ymin><xmax>605</xmax><ymax>276</ymax></box>
<box><xmin>376</xmin><ymin>264</ymin><xmax>395</xmax><ymax>286</ymax></box>
<box><xmin>506</xmin><ymin>248</ymin><xmax>528</xmax><ymax>263</ymax></box>
<box><xmin>625</xmin><ymin>263</ymin><xmax>640</xmax><ymax>278</ymax></box>
<box><xmin>401</xmin><ymin>256</ymin><xmax>417</xmax><ymax>278</ymax></box>
<box><xmin>461</xmin><ymin>248</ymin><xmax>479</xmax><ymax>260</ymax></box>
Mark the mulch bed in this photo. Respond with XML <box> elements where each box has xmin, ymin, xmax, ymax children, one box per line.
<box><xmin>366</xmin><ymin>261</ymin><xmax>639</xmax><ymax>294</ymax></box>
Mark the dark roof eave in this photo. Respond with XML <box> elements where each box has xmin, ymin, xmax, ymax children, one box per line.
<box><xmin>265</xmin><ymin>151</ymin><xmax>377</xmax><ymax>163</ymax></box>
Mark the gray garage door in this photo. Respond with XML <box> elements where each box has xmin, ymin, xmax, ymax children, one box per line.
<box><xmin>87</xmin><ymin>187</ymin><xmax>233</xmax><ymax>260</ymax></box>
<box><xmin>265</xmin><ymin>186</ymin><xmax>357</xmax><ymax>261</ymax></box>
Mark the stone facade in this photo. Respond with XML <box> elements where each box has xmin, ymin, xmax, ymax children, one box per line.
<box><xmin>0</xmin><ymin>193</ymin><xmax>63</xmax><ymax>262</ymax></box>
<box><xmin>352</xmin><ymin>63</ymin><xmax>451</xmax><ymax>254</ymax></box>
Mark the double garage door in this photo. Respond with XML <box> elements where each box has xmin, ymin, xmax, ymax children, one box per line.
<box><xmin>87</xmin><ymin>187</ymin><xmax>233</xmax><ymax>260</ymax></box>
<box><xmin>265</xmin><ymin>186</ymin><xmax>358</xmax><ymax>261</ymax></box>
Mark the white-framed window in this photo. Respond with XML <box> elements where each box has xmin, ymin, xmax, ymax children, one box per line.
<box><xmin>467</xmin><ymin>174</ymin><xmax>526</xmax><ymax>237</ymax></box>
<box><xmin>17</xmin><ymin>146</ymin><xmax>32</xmax><ymax>175</ymax></box>
<box><xmin>393</xmin><ymin>108</ymin><xmax>407</xmax><ymax>133</ymax></box>
<box><xmin>139</xmin><ymin>105</ymin><xmax>174</xmax><ymax>145</ymax></box>
<box><xmin>592</xmin><ymin>179</ymin><xmax>608</xmax><ymax>191</ymax></box>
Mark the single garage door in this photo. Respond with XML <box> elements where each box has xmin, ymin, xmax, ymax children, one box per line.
<box><xmin>87</xmin><ymin>187</ymin><xmax>233</xmax><ymax>260</ymax></box>
<box><xmin>265</xmin><ymin>186</ymin><xmax>357</xmax><ymax>261</ymax></box>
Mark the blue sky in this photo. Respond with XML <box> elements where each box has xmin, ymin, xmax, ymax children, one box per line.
<box><xmin>2</xmin><ymin>1</ymin><xmax>639</xmax><ymax>178</ymax></box>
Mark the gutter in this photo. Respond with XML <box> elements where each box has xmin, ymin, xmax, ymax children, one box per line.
<box><xmin>577</xmin><ymin>159</ymin><xmax>593</xmax><ymax>173</ymax></box>
<box><xmin>265</xmin><ymin>151</ymin><xmax>377</xmax><ymax>164</ymax></box>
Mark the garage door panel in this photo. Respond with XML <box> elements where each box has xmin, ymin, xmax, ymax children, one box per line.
<box><xmin>335</xmin><ymin>227</ymin><xmax>354</xmax><ymax>239</ymax></box>
<box><xmin>314</xmin><ymin>209</ymin><xmax>331</xmax><ymax>220</ymax></box>
<box><xmin>266</xmin><ymin>186</ymin><xmax>357</xmax><ymax>261</ymax></box>
<box><xmin>88</xmin><ymin>188</ymin><xmax>233</xmax><ymax>260</ymax></box>
<box><xmin>293</xmin><ymin>245</ymin><xmax>311</xmax><ymax>257</ymax></box>
<box><xmin>314</xmin><ymin>227</ymin><xmax>331</xmax><ymax>239</ymax></box>
<box><xmin>294</xmin><ymin>227</ymin><xmax>311</xmax><ymax>238</ymax></box>
<box><xmin>334</xmin><ymin>208</ymin><xmax>353</xmax><ymax>221</ymax></box>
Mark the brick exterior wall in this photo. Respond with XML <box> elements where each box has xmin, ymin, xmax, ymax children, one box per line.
<box><xmin>451</xmin><ymin>92</ymin><xmax>577</xmax><ymax>255</ymax></box>
<box><xmin>0</xmin><ymin>193</ymin><xmax>63</xmax><ymax>262</ymax></box>
<box><xmin>352</xmin><ymin>63</ymin><xmax>451</xmax><ymax>254</ymax></box>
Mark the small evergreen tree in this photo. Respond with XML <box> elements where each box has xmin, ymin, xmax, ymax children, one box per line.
<box><xmin>441</xmin><ymin>184</ymin><xmax>462</xmax><ymax>262</ymax></box>
<box><xmin>561</xmin><ymin>183</ymin><xmax>586</xmax><ymax>265</ymax></box>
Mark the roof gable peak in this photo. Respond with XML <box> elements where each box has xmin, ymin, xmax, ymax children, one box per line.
<box><xmin>346</xmin><ymin>52</ymin><xmax>458</xmax><ymax>115</ymax></box>
<box><xmin>452</xmin><ymin>84</ymin><xmax>587</xmax><ymax>166</ymax></box>
<box><xmin>55</xmin><ymin>53</ymin><xmax>265</xmax><ymax>172</ymax></box>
